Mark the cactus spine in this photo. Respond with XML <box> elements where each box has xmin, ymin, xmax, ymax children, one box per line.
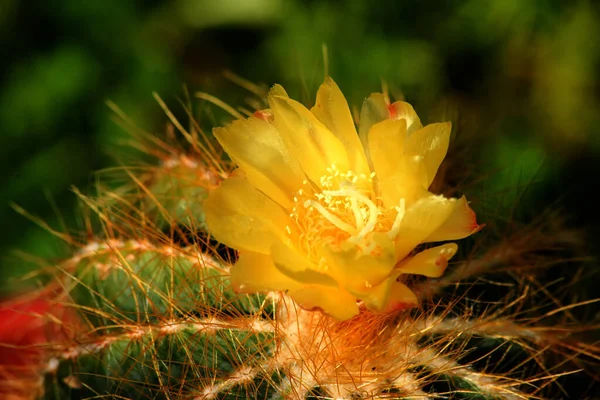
<box><xmin>6</xmin><ymin>84</ymin><xmax>599</xmax><ymax>400</ymax></box>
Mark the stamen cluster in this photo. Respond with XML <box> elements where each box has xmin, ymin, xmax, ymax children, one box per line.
<box><xmin>205</xmin><ymin>77</ymin><xmax>481</xmax><ymax>319</ymax></box>
<box><xmin>289</xmin><ymin>164</ymin><xmax>406</xmax><ymax>258</ymax></box>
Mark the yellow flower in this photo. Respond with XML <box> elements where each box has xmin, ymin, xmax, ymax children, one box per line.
<box><xmin>204</xmin><ymin>77</ymin><xmax>481</xmax><ymax>320</ymax></box>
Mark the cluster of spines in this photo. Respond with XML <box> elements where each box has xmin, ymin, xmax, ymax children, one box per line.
<box><xmin>10</xmin><ymin>87</ymin><xmax>598</xmax><ymax>400</ymax></box>
<box><xmin>39</xmin><ymin>227</ymin><xmax>598</xmax><ymax>399</ymax></box>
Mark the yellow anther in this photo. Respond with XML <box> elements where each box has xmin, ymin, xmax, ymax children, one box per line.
<box><xmin>322</xmin><ymin>188</ymin><xmax>379</xmax><ymax>241</ymax></box>
<box><xmin>292</xmin><ymin>165</ymin><xmax>407</xmax><ymax>256</ymax></box>
<box><xmin>303</xmin><ymin>200</ymin><xmax>356</xmax><ymax>235</ymax></box>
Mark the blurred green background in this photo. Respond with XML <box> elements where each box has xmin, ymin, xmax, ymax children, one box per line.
<box><xmin>1</xmin><ymin>0</ymin><xmax>599</xmax><ymax>292</ymax></box>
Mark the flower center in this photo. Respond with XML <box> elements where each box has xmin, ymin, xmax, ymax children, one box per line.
<box><xmin>288</xmin><ymin>165</ymin><xmax>406</xmax><ymax>258</ymax></box>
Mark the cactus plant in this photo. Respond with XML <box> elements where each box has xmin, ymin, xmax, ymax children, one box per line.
<box><xmin>3</xmin><ymin>76</ymin><xmax>598</xmax><ymax>400</ymax></box>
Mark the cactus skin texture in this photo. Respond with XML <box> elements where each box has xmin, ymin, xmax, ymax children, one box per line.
<box><xmin>5</xmin><ymin>84</ymin><xmax>599</xmax><ymax>400</ymax></box>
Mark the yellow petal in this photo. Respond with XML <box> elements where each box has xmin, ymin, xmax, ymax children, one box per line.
<box><xmin>360</xmin><ymin>272</ymin><xmax>417</xmax><ymax>313</ymax></box>
<box><xmin>214</xmin><ymin>116</ymin><xmax>305</xmax><ymax>208</ymax></box>
<box><xmin>269</xmin><ymin>93</ymin><xmax>350</xmax><ymax>186</ymax></box>
<box><xmin>268</xmin><ymin>83</ymin><xmax>289</xmax><ymax>98</ymax></box>
<box><xmin>271</xmin><ymin>241</ymin><xmax>337</xmax><ymax>286</ymax></box>
<box><xmin>290</xmin><ymin>286</ymin><xmax>359</xmax><ymax>320</ymax></box>
<box><xmin>389</xmin><ymin>101</ymin><xmax>423</xmax><ymax>135</ymax></box>
<box><xmin>231</xmin><ymin>251</ymin><xmax>303</xmax><ymax>293</ymax></box>
<box><xmin>378</xmin><ymin>175</ymin><xmax>430</xmax><ymax>210</ymax></box>
<box><xmin>204</xmin><ymin>175</ymin><xmax>294</xmax><ymax>254</ymax></box>
<box><xmin>368</xmin><ymin>119</ymin><xmax>425</xmax><ymax>206</ymax></box>
<box><xmin>425</xmin><ymin>196</ymin><xmax>482</xmax><ymax>242</ymax></box>
<box><xmin>368</xmin><ymin>119</ymin><xmax>407</xmax><ymax>179</ymax></box>
<box><xmin>358</xmin><ymin>92</ymin><xmax>389</xmax><ymax>162</ymax></box>
<box><xmin>359</xmin><ymin>96</ymin><xmax>424</xmax><ymax>157</ymax></box>
<box><xmin>311</xmin><ymin>77</ymin><xmax>370</xmax><ymax>177</ymax></box>
<box><xmin>394</xmin><ymin>194</ymin><xmax>457</xmax><ymax>261</ymax></box>
<box><xmin>404</xmin><ymin>122</ymin><xmax>451</xmax><ymax>189</ymax></box>
<box><xmin>396</xmin><ymin>243</ymin><xmax>458</xmax><ymax>278</ymax></box>
<box><xmin>322</xmin><ymin>232</ymin><xmax>396</xmax><ymax>295</ymax></box>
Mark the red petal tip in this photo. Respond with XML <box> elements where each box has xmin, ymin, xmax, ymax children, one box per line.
<box><xmin>253</xmin><ymin>110</ymin><xmax>274</xmax><ymax>122</ymax></box>
<box><xmin>387</xmin><ymin>103</ymin><xmax>397</xmax><ymax>119</ymax></box>
<box><xmin>389</xmin><ymin>301</ymin><xmax>418</xmax><ymax>312</ymax></box>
